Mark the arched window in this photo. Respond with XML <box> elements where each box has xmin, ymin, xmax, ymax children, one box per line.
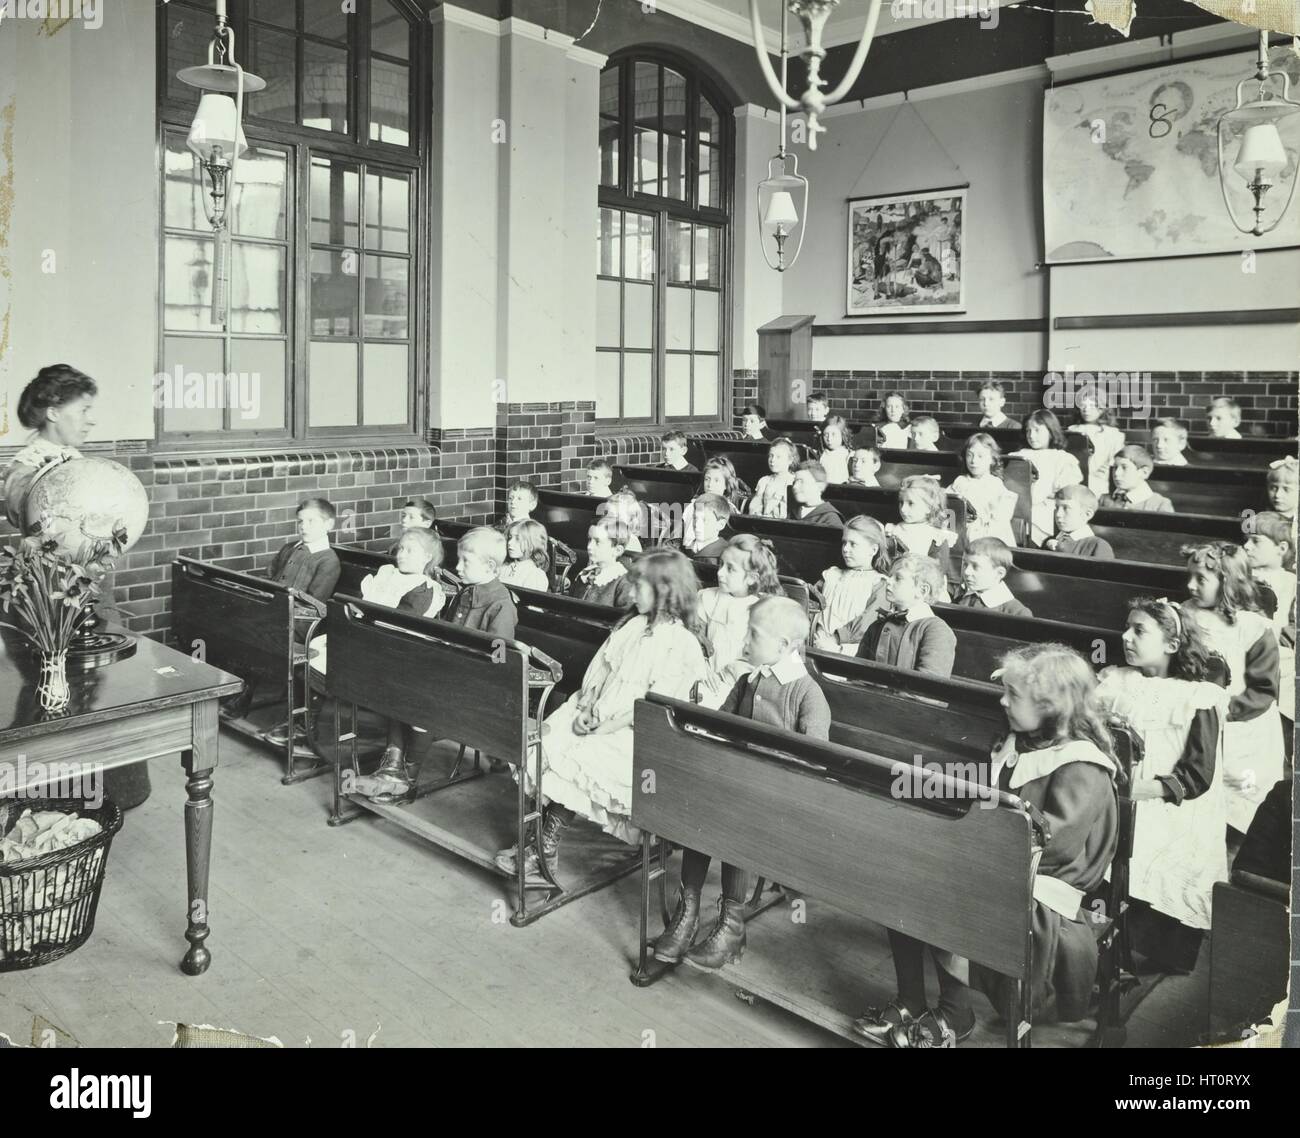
<box><xmin>596</xmin><ymin>54</ymin><xmax>731</xmax><ymax>426</ymax></box>
<box><xmin>157</xmin><ymin>0</ymin><xmax>423</xmax><ymax>445</ymax></box>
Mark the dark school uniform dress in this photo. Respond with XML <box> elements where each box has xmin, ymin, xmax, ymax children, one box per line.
<box><xmin>857</xmin><ymin>609</ymin><xmax>957</xmax><ymax>678</ymax></box>
<box><xmin>797</xmin><ymin>501</ymin><xmax>844</xmax><ymax>528</ymax></box>
<box><xmin>396</xmin><ymin>581</ymin><xmax>445</xmax><ymax>618</ymax></box>
<box><xmin>970</xmin><ymin>734</ymin><xmax>1118</xmax><ymax>1022</ymax></box>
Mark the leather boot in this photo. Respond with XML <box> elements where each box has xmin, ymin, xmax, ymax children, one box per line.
<box><xmin>651</xmin><ymin>885</ymin><xmax>702</xmax><ymax>964</ymax></box>
<box><xmin>684</xmin><ymin>897</ymin><xmax>746</xmax><ymax>971</ymax></box>
<box><xmin>494</xmin><ymin>804</ymin><xmax>569</xmax><ymax>887</ymax></box>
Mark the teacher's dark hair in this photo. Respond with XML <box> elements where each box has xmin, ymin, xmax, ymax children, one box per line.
<box><xmin>18</xmin><ymin>364</ymin><xmax>98</xmax><ymax>431</ymax></box>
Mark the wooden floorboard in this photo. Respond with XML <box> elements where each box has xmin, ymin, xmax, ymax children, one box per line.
<box><xmin>0</xmin><ymin>730</ymin><xmax>1214</xmax><ymax>1048</ymax></box>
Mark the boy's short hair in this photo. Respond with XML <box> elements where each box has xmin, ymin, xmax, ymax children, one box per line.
<box><xmin>796</xmin><ymin>460</ymin><xmax>828</xmax><ymax>485</ymax></box>
<box><xmin>1115</xmin><ymin>444</ymin><xmax>1155</xmax><ymax>473</ymax></box>
<box><xmin>750</xmin><ymin>595</ymin><xmax>810</xmax><ymax>644</ymax></box>
<box><xmin>977</xmin><ymin>380</ymin><xmax>1007</xmax><ymax>398</ymax></box>
<box><xmin>693</xmin><ymin>492</ymin><xmax>732</xmax><ymax>525</ymax></box>
<box><xmin>1055</xmin><ymin>483</ymin><xmax>1099</xmax><ymax>511</ymax></box>
<box><xmin>964</xmin><ymin>536</ymin><xmax>1014</xmax><ymax>572</ymax></box>
<box><xmin>661</xmin><ymin>430</ymin><xmax>688</xmax><ymax>447</ymax></box>
<box><xmin>807</xmin><ymin>391</ymin><xmax>828</xmax><ymax>407</ymax></box>
<box><xmin>1151</xmin><ymin>418</ymin><xmax>1188</xmax><ymax>441</ymax></box>
<box><xmin>851</xmin><ymin>445</ymin><xmax>881</xmax><ymax>467</ymax></box>
<box><xmin>1208</xmin><ymin>396</ymin><xmax>1241</xmax><ymax>421</ymax></box>
<box><xmin>891</xmin><ymin>552</ymin><xmax>945</xmax><ymax>598</ymax></box>
<box><xmin>508</xmin><ymin>480</ymin><xmax>539</xmax><ymax>502</ymax></box>
<box><xmin>593</xmin><ymin>515</ymin><xmax>632</xmax><ymax>548</ymax></box>
<box><xmin>459</xmin><ymin>526</ymin><xmax>507</xmax><ymax>569</ymax></box>
<box><xmin>298</xmin><ymin>497</ymin><xmax>336</xmax><ymax>521</ymax></box>
<box><xmin>587</xmin><ymin>457</ymin><xmax>614</xmax><ymax>475</ymax></box>
<box><xmin>910</xmin><ymin>415</ymin><xmax>939</xmax><ymax>434</ymax></box>
<box><xmin>744</xmin><ymin>401</ymin><xmax>767</xmax><ymax>419</ymax></box>
<box><xmin>403</xmin><ymin>497</ymin><xmax>438</xmax><ymax>525</ymax></box>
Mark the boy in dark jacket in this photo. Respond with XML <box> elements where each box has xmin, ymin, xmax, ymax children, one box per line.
<box><xmin>857</xmin><ymin>554</ymin><xmax>956</xmax><ymax>677</ymax></box>
<box><xmin>955</xmin><ymin>537</ymin><xmax>1033</xmax><ymax>617</ymax></box>
<box><xmin>1045</xmin><ymin>485</ymin><xmax>1115</xmax><ymax>559</ymax></box>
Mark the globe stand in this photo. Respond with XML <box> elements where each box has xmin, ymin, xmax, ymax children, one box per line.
<box><xmin>68</xmin><ymin>604</ymin><xmax>137</xmax><ymax>671</ymax></box>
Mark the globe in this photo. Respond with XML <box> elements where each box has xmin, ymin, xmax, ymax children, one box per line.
<box><xmin>20</xmin><ymin>457</ymin><xmax>149</xmax><ymax>562</ymax></box>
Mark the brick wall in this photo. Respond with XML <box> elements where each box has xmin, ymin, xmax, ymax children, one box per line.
<box><xmin>732</xmin><ymin>368</ymin><xmax>759</xmax><ymax>427</ymax></box>
<box><xmin>597</xmin><ymin>428</ymin><xmax>743</xmax><ymax>468</ymax></box>
<box><xmin>809</xmin><ymin>369</ymin><xmax>1299</xmax><ymax>437</ymax></box>
<box><xmin>494</xmin><ymin>401</ymin><xmax>595</xmax><ymax>512</ymax></box>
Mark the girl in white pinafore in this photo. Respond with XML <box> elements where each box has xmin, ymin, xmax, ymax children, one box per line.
<box><xmin>811</xmin><ymin>515</ymin><xmax>890</xmax><ymax>655</ymax></box>
<box><xmin>1067</xmin><ymin>395</ymin><xmax>1127</xmax><ymax>498</ymax></box>
<box><xmin>948</xmin><ymin>432</ymin><xmax>1019</xmax><ymax>547</ymax></box>
<box><xmin>1009</xmin><ymin>410</ymin><xmax>1083</xmax><ymax>547</ymax></box>
<box><xmin>495</xmin><ymin>551</ymin><xmax>709</xmax><ymax>885</ymax></box>
<box><xmin>1096</xmin><ymin>599</ymin><xmax>1229</xmax><ymax>970</ymax></box>
<box><xmin>1182</xmin><ymin>544</ymin><xmax>1286</xmax><ymax>834</ymax></box>
<box><xmin>695</xmin><ymin>535</ymin><xmax>783</xmax><ymax>708</ymax></box>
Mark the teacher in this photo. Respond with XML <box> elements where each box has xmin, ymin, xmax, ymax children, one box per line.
<box><xmin>3</xmin><ymin>364</ymin><xmax>98</xmax><ymax>527</ymax></box>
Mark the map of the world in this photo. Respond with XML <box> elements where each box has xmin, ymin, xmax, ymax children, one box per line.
<box><xmin>1044</xmin><ymin>47</ymin><xmax>1300</xmax><ymax>262</ymax></box>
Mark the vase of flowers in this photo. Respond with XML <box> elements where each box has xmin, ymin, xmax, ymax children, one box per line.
<box><xmin>0</xmin><ymin>519</ymin><xmax>126</xmax><ymax>714</ymax></box>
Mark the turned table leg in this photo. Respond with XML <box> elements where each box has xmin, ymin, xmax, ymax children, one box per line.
<box><xmin>180</xmin><ymin>699</ymin><xmax>218</xmax><ymax>976</ymax></box>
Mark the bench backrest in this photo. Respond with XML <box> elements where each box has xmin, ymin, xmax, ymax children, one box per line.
<box><xmin>324</xmin><ymin>597</ymin><xmax>530</xmax><ymax>762</ymax></box>
<box><xmin>614</xmin><ymin>466</ymin><xmax>698</xmax><ymax>508</ymax></box>
<box><xmin>1185</xmin><ymin>436</ymin><xmax>1297</xmax><ymax>469</ymax></box>
<box><xmin>1005</xmin><ymin>548</ymin><xmax>1187</xmax><ymax>625</ymax></box>
<box><xmin>698</xmin><ymin>438</ymin><xmax>775</xmax><ymax>489</ymax></box>
<box><xmin>1088</xmin><ymin>509</ymin><xmax>1242</xmax><ymax>566</ymax></box>
<box><xmin>936</xmin><ymin>603</ymin><xmax>1124</xmax><ymax>683</ymax></box>
<box><xmin>1148</xmin><ymin>464</ymin><xmax>1261</xmax><ymax>518</ymax></box>
<box><xmin>631</xmin><ymin>693</ymin><xmax>1034</xmax><ymax>977</ymax></box>
<box><xmin>506</xmin><ymin>586</ymin><xmax>618</xmax><ymax>698</ymax></box>
<box><xmin>171</xmin><ymin>557</ymin><xmax>294</xmax><ymax>680</ymax></box>
<box><xmin>729</xmin><ymin>515</ymin><xmax>842</xmax><ymax>583</ymax></box>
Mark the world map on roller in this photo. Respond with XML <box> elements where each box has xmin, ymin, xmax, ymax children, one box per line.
<box><xmin>1043</xmin><ymin>47</ymin><xmax>1300</xmax><ymax>262</ymax></box>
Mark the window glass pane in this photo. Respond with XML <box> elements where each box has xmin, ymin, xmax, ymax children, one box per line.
<box><xmin>231</xmin><ymin>338</ymin><xmax>287</xmax><ymax>430</ymax></box>
<box><xmin>165</xmin><ymin>3</ymin><xmax>213</xmax><ymax>104</ymax></box>
<box><xmin>694</xmin><ymin>224</ymin><xmax>721</xmax><ymax>286</ymax></box>
<box><xmin>624</xmin><ymin>282</ymin><xmax>653</xmax><ymax>350</ymax></box>
<box><xmin>624</xmin><ymin>353</ymin><xmax>652</xmax><ymax>419</ymax></box>
<box><xmin>363</xmin><ymin>342</ymin><xmax>409</xmax><ymax>425</ymax></box>
<box><xmin>161</xmin><ymin>335</ymin><xmax>224</xmax><ymax>433</ymax></box>
<box><xmin>668</xmin><ymin>219</ymin><xmax>691</xmax><ymax>283</ymax></box>
<box><xmin>596</xmin><ymin>280</ymin><xmax>621</xmax><ymax>349</ymax></box>
<box><xmin>665</xmin><ymin>287</ymin><xmax>690</xmax><ymax>351</ymax></box>
<box><xmin>598</xmin><ymin>208</ymin><xmax>621</xmax><ymax>276</ymax></box>
<box><xmin>599</xmin><ymin>118</ymin><xmax>620</xmax><ymax>187</ymax></box>
<box><xmin>595</xmin><ymin>352</ymin><xmax>620</xmax><ymax>419</ymax></box>
<box><xmin>600</xmin><ymin>67</ymin><xmax>620</xmax><ymax>117</ymax></box>
<box><xmin>365</xmin><ymin>171</ymin><xmax>410</xmax><ymax>253</ymax></box>
<box><xmin>302</xmin><ymin>39</ymin><xmax>349</xmax><ymax>132</ymax></box>
<box><xmin>699</xmin><ymin>144</ymin><xmax>720</xmax><ymax>210</ymax></box>
<box><xmin>249</xmin><ymin>0</ymin><xmax>292</xmax><ymax>28</ymax></box>
<box><xmin>693</xmin><ymin>355</ymin><xmax>719</xmax><ymax>417</ymax></box>
<box><xmin>665</xmin><ymin>354</ymin><xmax>691</xmax><ymax>417</ymax></box>
<box><xmin>310</xmin><ymin>248</ymin><xmax>360</xmax><ymax>336</ymax></box>
<box><xmin>698</xmin><ymin>96</ymin><xmax>720</xmax><ymax>145</ymax></box>
<box><xmin>250</xmin><ymin>25</ymin><xmax>297</xmax><ymax>123</ymax></box>
<box><xmin>309</xmin><ymin>341</ymin><xmax>359</xmax><ymax>426</ymax></box>
<box><xmin>304</xmin><ymin>0</ymin><xmax>350</xmax><ymax>40</ymax></box>
<box><xmin>694</xmin><ymin>290</ymin><xmax>719</xmax><ymax>351</ymax></box>
<box><xmin>232</xmin><ymin>148</ymin><xmax>288</xmax><ymax>240</ymax></box>
<box><xmin>363</xmin><ymin>254</ymin><xmax>409</xmax><ymax>339</ymax></box>
<box><xmin>164</xmin><ymin>138</ymin><xmax>210</xmax><ymax>233</ymax></box>
<box><xmin>623</xmin><ymin>213</ymin><xmax>655</xmax><ymax>281</ymax></box>
<box><xmin>634</xmin><ymin>62</ymin><xmax>658</xmax><ymax>127</ymax></box>
<box><xmin>663</xmin><ymin>70</ymin><xmax>687</xmax><ymax>136</ymax></box>
<box><xmin>232</xmin><ymin>243</ymin><xmax>286</xmax><ymax>334</ymax></box>
<box><xmin>310</xmin><ymin>158</ymin><xmax>360</xmax><ymax>245</ymax></box>
<box><xmin>634</xmin><ymin>127</ymin><xmax>659</xmax><ymax>196</ymax></box>
<box><xmin>663</xmin><ymin>134</ymin><xmax>686</xmax><ymax>201</ymax></box>
<box><xmin>370</xmin><ymin>58</ymin><xmax>410</xmax><ymax>146</ymax></box>
<box><xmin>371</xmin><ymin>0</ymin><xmax>411</xmax><ymax>59</ymax></box>
<box><xmin>164</xmin><ymin>237</ymin><xmax>219</xmax><ymax>331</ymax></box>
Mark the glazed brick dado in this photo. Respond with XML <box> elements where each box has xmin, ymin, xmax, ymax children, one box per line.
<box><xmin>495</xmin><ymin>401</ymin><xmax>596</xmax><ymax>512</ymax></box>
<box><xmin>807</xmin><ymin>369</ymin><xmax>1299</xmax><ymax>437</ymax></box>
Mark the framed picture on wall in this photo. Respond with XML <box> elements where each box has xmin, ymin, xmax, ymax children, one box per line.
<box><xmin>845</xmin><ymin>187</ymin><xmax>966</xmax><ymax>316</ymax></box>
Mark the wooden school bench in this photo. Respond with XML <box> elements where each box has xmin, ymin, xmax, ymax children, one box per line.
<box><xmin>1147</xmin><ymin>464</ymin><xmax>1263</xmax><ymax>518</ymax></box>
<box><xmin>1088</xmin><ymin>509</ymin><xmax>1242</xmax><ymax>566</ymax></box>
<box><xmin>1209</xmin><ymin>870</ymin><xmax>1290</xmax><ymax>1040</ymax></box>
<box><xmin>1183</xmin><ymin>435</ymin><xmax>1297</xmax><ymax>469</ymax></box>
<box><xmin>937</xmin><ymin>604</ymin><xmax>1124</xmax><ymax>683</ymax></box>
<box><xmin>323</xmin><ymin>596</ymin><xmax>643</xmax><ymax>926</ymax></box>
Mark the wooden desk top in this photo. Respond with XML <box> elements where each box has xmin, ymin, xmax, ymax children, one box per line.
<box><xmin>0</xmin><ymin>631</ymin><xmax>242</xmax><ymax>745</ymax></box>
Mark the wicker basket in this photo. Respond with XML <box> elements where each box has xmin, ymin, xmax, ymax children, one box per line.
<box><xmin>0</xmin><ymin>797</ymin><xmax>123</xmax><ymax>971</ymax></box>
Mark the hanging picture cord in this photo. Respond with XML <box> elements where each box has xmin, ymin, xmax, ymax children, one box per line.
<box><xmin>848</xmin><ymin>94</ymin><xmax>968</xmax><ymax>196</ymax></box>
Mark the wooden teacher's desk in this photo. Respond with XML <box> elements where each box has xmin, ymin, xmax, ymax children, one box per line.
<box><xmin>0</xmin><ymin>630</ymin><xmax>241</xmax><ymax>975</ymax></box>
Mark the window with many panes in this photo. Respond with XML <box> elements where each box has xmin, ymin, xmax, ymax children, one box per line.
<box><xmin>157</xmin><ymin>0</ymin><xmax>421</xmax><ymax>444</ymax></box>
<box><xmin>597</xmin><ymin>54</ymin><xmax>731</xmax><ymax>426</ymax></box>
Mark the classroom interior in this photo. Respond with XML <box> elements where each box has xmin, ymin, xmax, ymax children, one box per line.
<box><xmin>0</xmin><ymin>0</ymin><xmax>1296</xmax><ymax>1050</ymax></box>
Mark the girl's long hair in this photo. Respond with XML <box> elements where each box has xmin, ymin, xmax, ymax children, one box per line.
<box><xmin>700</xmin><ymin>456</ymin><xmax>751</xmax><ymax>506</ymax></box>
<box><xmin>843</xmin><ymin>514</ymin><xmax>891</xmax><ymax>572</ymax></box>
<box><xmin>1181</xmin><ymin>541</ymin><xmax>1260</xmax><ymax>624</ymax></box>
<box><xmin>823</xmin><ymin>415</ymin><xmax>855</xmax><ymax>450</ymax></box>
<box><xmin>723</xmin><ymin>533</ymin><xmax>783</xmax><ymax>598</ymax></box>
<box><xmin>898</xmin><ymin>474</ymin><xmax>948</xmax><ymax>527</ymax></box>
<box><xmin>1127</xmin><ymin>597</ymin><xmax>1217</xmax><ymax>682</ymax></box>
<box><xmin>997</xmin><ymin>643</ymin><xmax>1117</xmax><ymax>763</ymax></box>
<box><xmin>505</xmin><ymin>518</ymin><xmax>550</xmax><ymax>570</ymax></box>
<box><xmin>616</xmin><ymin>549</ymin><xmax>711</xmax><ymax>655</ymax></box>
<box><xmin>876</xmin><ymin>390</ymin><xmax>911</xmax><ymax>427</ymax></box>
<box><xmin>1026</xmin><ymin>409</ymin><xmax>1068</xmax><ymax>450</ymax></box>
<box><xmin>960</xmin><ymin>431</ymin><xmax>1005</xmax><ymax>476</ymax></box>
<box><xmin>1070</xmin><ymin>391</ymin><xmax>1119</xmax><ymax>428</ymax></box>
